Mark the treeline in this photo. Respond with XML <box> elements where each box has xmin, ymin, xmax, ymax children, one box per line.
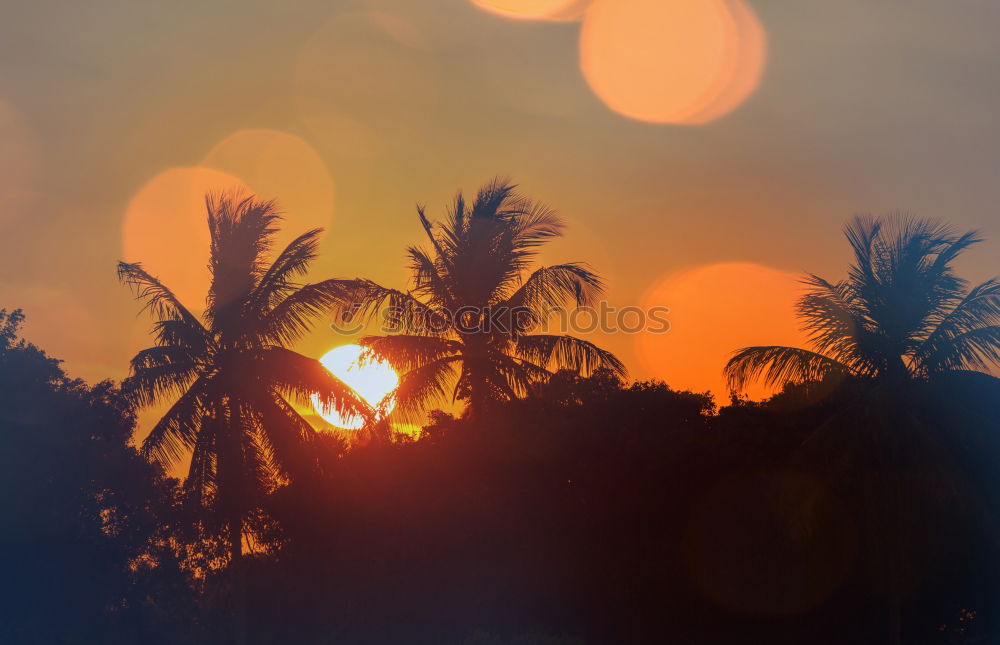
<box><xmin>2</xmin><ymin>310</ymin><xmax>998</xmax><ymax>643</ymax></box>
<box><xmin>4</xmin><ymin>182</ymin><xmax>1000</xmax><ymax>644</ymax></box>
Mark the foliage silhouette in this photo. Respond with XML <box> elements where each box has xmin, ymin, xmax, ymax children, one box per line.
<box><xmin>724</xmin><ymin>214</ymin><xmax>1000</xmax><ymax>644</ymax></box>
<box><xmin>333</xmin><ymin>178</ymin><xmax>625</xmax><ymax>420</ymax></box>
<box><xmin>3</xmin><ymin>204</ymin><xmax>1000</xmax><ymax>645</ymax></box>
<box><xmin>254</xmin><ymin>369</ymin><xmax>1000</xmax><ymax>644</ymax></box>
<box><xmin>725</xmin><ymin>215</ymin><xmax>1000</xmax><ymax>391</ymax></box>
<box><xmin>2</xmin><ymin>305</ymin><xmax>999</xmax><ymax>644</ymax></box>
<box><xmin>0</xmin><ymin>309</ymin><xmax>196</xmax><ymax>643</ymax></box>
<box><xmin>117</xmin><ymin>193</ymin><xmax>373</xmax><ymax>577</ymax></box>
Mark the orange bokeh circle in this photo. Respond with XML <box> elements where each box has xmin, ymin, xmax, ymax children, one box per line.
<box><xmin>687</xmin><ymin>0</ymin><xmax>767</xmax><ymax>124</ymax></box>
<box><xmin>471</xmin><ymin>0</ymin><xmax>588</xmax><ymax>21</ymax></box>
<box><xmin>635</xmin><ymin>262</ymin><xmax>808</xmax><ymax>401</ymax></box>
<box><xmin>200</xmin><ymin>129</ymin><xmax>335</xmax><ymax>250</ymax></box>
<box><xmin>580</xmin><ymin>0</ymin><xmax>766</xmax><ymax>124</ymax></box>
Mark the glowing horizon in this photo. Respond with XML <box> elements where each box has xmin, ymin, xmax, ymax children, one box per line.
<box><xmin>2</xmin><ymin>0</ymin><xmax>998</xmax><ymax>444</ymax></box>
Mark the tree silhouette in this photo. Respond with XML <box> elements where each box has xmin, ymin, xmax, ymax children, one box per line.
<box><xmin>0</xmin><ymin>309</ymin><xmax>193</xmax><ymax>643</ymax></box>
<box><xmin>724</xmin><ymin>214</ymin><xmax>1000</xmax><ymax>645</ymax></box>
<box><xmin>725</xmin><ymin>215</ymin><xmax>1000</xmax><ymax>391</ymax></box>
<box><xmin>118</xmin><ymin>192</ymin><xmax>372</xmax><ymax>573</ymax></box>
<box><xmin>337</xmin><ymin>179</ymin><xmax>625</xmax><ymax>419</ymax></box>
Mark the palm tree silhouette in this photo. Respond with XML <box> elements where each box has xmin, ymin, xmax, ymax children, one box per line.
<box><xmin>338</xmin><ymin>178</ymin><xmax>625</xmax><ymax>420</ymax></box>
<box><xmin>724</xmin><ymin>214</ymin><xmax>1000</xmax><ymax>645</ymax></box>
<box><xmin>119</xmin><ymin>192</ymin><xmax>372</xmax><ymax>570</ymax></box>
<box><xmin>725</xmin><ymin>215</ymin><xmax>1000</xmax><ymax>391</ymax></box>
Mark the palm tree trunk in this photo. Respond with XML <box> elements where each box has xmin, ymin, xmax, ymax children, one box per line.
<box><xmin>464</xmin><ymin>351</ymin><xmax>490</xmax><ymax>421</ymax></box>
<box><xmin>221</xmin><ymin>404</ymin><xmax>247</xmax><ymax>645</ymax></box>
<box><xmin>230</xmin><ymin>512</ymin><xmax>247</xmax><ymax>645</ymax></box>
<box><xmin>468</xmin><ymin>381</ymin><xmax>486</xmax><ymax>421</ymax></box>
<box><xmin>882</xmin><ymin>411</ymin><xmax>904</xmax><ymax>645</ymax></box>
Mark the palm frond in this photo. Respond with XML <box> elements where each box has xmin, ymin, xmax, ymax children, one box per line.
<box><xmin>141</xmin><ymin>376</ymin><xmax>212</xmax><ymax>466</ymax></box>
<box><xmin>416</xmin><ymin>204</ymin><xmax>448</xmax><ymax>266</ymax></box>
<box><xmin>844</xmin><ymin>215</ymin><xmax>881</xmax><ymax>306</ymax></box>
<box><xmin>919</xmin><ymin>325</ymin><xmax>1000</xmax><ymax>374</ymax></box>
<box><xmin>389</xmin><ymin>355</ymin><xmax>462</xmax><ymax>422</ymax></box>
<box><xmin>257</xmin><ymin>392</ymin><xmax>318</xmax><ymax>481</ymax></box>
<box><xmin>360</xmin><ymin>334</ymin><xmax>462</xmax><ymax>373</ymax></box>
<box><xmin>797</xmin><ymin>274</ymin><xmax>866</xmax><ymax>365</ymax></box>
<box><xmin>150</xmin><ymin>318</ymin><xmax>212</xmax><ymax>355</ymax></box>
<box><xmin>117</xmin><ymin>261</ymin><xmax>205</xmax><ymax>325</ymax></box>
<box><xmin>340</xmin><ymin>279</ymin><xmax>448</xmax><ymax>335</ymax></box>
<box><xmin>914</xmin><ymin>278</ymin><xmax>1000</xmax><ymax>373</ymax></box>
<box><xmin>498</xmin><ymin>263</ymin><xmax>604</xmax><ymax>327</ymax></box>
<box><xmin>239</xmin><ymin>409</ymin><xmax>275</xmax><ymax>497</ymax></box>
<box><xmin>249</xmin><ymin>228</ymin><xmax>323</xmax><ymax>315</ymax></box>
<box><xmin>509</xmin><ymin>198</ymin><xmax>564</xmax><ymax>250</ymax></box>
<box><xmin>261</xmin><ymin>279</ymin><xmax>358</xmax><ymax>345</ymax></box>
<box><xmin>514</xmin><ymin>334</ymin><xmax>626</xmax><ymax>379</ymax></box>
<box><xmin>407</xmin><ymin>245</ymin><xmax>455</xmax><ymax>309</ymax></box>
<box><xmin>724</xmin><ymin>346</ymin><xmax>852</xmax><ymax>392</ymax></box>
<box><xmin>185</xmin><ymin>417</ymin><xmax>218</xmax><ymax>505</ymax></box>
<box><xmin>206</xmin><ymin>192</ymin><xmax>282</xmax><ymax>326</ymax></box>
<box><xmin>470</xmin><ymin>177</ymin><xmax>517</xmax><ymax>223</ymax></box>
<box><xmin>125</xmin><ymin>345</ymin><xmax>200</xmax><ymax>408</ymax></box>
<box><xmin>490</xmin><ymin>351</ymin><xmax>551</xmax><ymax>398</ymax></box>
<box><xmin>257</xmin><ymin>346</ymin><xmax>374</xmax><ymax>426</ymax></box>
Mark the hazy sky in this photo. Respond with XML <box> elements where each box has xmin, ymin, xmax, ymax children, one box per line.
<box><xmin>2</xmin><ymin>0</ymin><xmax>999</xmax><ymax>413</ymax></box>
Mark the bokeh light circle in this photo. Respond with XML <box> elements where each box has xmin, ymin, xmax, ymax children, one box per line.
<box><xmin>580</xmin><ymin>0</ymin><xmax>766</xmax><ymax>124</ymax></box>
<box><xmin>200</xmin><ymin>129</ymin><xmax>335</xmax><ymax>250</ymax></box>
<box><xmin>471</xmin><ymin>0</ymin><xmax>589</xmax><ymax>21</ymax></box>
<box><xmin>635</xmin><ymin>263</ymin><xmax>808</xmax><ymax>401</ymax></box>
<box><xmin>687</xmin><ymin>0</ymin><xmax>767</xmax><ymax>124</ymax></box>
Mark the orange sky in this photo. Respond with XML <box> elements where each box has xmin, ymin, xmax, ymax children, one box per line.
<box><xmin>2</xmin><ymin>0</ymin><xmax>999</xmax><ymax>432</ymax></box>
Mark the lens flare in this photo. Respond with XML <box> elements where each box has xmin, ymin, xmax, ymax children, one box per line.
<box><xmin>580</xmin><ymin>0</ymin><xmax>766</xmax><ymax>124</ymax></box>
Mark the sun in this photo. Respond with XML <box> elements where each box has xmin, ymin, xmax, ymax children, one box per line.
<box><xmin>310</xmin><ymin>345</ymin><xmax>399</xmax><ymax>430</ymax></box>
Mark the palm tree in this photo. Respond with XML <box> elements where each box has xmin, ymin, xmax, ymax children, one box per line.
<box><xmin>725</xmin><ymin>215</ymin><xmax>1000</xmax><ymax>391</ymax></box>
<box><xmin>119</xmin><ymin>192</ymin><xmax>372</xmax><ymax>569</ymax></box>
<box><xmin>338</xmin><ymin>178</ymin><xmax>625</xmax><ymax>420</ymax></box>
<box><xmin>724</xmin><ymin>214</ymin><xmax>1000</xmax><ymax>645</ymax></box>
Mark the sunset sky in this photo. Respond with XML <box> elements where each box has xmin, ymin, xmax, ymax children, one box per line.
<box><xmin>2</xmin><ymin>0</ymin><xmax>999</xmax><ymax>420</ymax></box>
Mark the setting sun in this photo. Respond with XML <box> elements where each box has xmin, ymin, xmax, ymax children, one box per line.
<box><xmin>310</xmin><ymin>345</ymin><xmax>399</xmax><ymax>430</ymax></box>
